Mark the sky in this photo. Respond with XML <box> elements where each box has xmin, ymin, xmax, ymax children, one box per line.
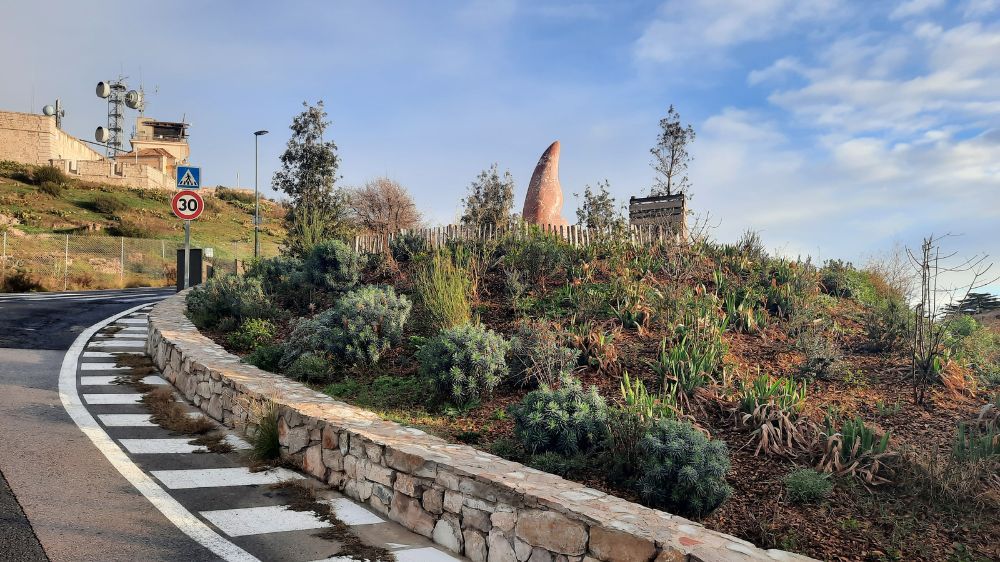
<box><xmin>1</xmin><ymin>0</ymin><xmax>997</xmax><ymax>292</ymax></box>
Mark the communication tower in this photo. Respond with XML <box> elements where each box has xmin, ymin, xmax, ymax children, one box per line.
<box><xmin>95</xmin><ymin>78</ymin><xmax>144</xmax><ymax>158</ymax></box>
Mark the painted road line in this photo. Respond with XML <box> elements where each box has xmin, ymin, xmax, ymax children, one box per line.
<box><xmin>394</xmin><ymin>547</ymin><xmax>463</xmax><ymax>562</ymax></box>
<box><xmin>200</xmin><ymin>505</ymin><xmax>328</xmax><ymax>537</ymax></box>
<box><xmin>87</xmin><ymin>340</ymin><xmax>146</xmax><ymax>349</ymax></box>
<box><xmin>80</xmin><ymin>363</ymin><xmax>130</xmax><ymax>371</ymax></box>
<box><xmin>119</xmin><ymin>439</ymin><xmax>207</xmax><ymax>455</ymax></box>
<box><xmin>118</xmin><ymin>319</ymin><xmax>149</xmax><ymax>325</ymax></box>
<box><xmin>97</xmin><ymin>414</ymin><xmax>157</xmax><ymax>427</ymax></box>
<box><xmin>80</xmin><ymin>375</ymin><xmax>167</xmax><ymax>386</ymax></box>
<box><xmin>83</xmin><ymin>393</ymin><xmax>144</xmax><ymax>404</ymax></box>
<box><xmin>100</xmin><ymin>334</ymin><xmax>148</xmax><ymax>340</ymax></box>
<box><xmin>151</xmin><ymin>467</ymin><xmax>304</xmax><ymax>490</ymax></box>
<box><xmin>224</xmin><ymin>434</ymin><xmax>252</xmax><ymax>450</ymax></box>
<box><xmin>82</xmin><ymin>351</ymin><xmax>123</xmax><ymax>358</ymax></box>
<box><xmin>323</xmin><ymin>497</ymin><xmax>384</xmax><ymax>525</ymax></box>
<box><xmin>59</xmin><ymin>304</ymin><xmax>260</xmax><ymax>562</ymax></box>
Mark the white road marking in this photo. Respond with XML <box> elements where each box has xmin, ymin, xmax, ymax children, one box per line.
<box><xmin>323</xmin><ymin>497</ymin><xmax>385</xmax><ymax>525</ymax></box>
<box><xmin>80</xmin><ymin>375</ymin><xmax>167</xmax><ymax>386</ymax></box>
<box><xmin>151</xmin><ymin>467</ymin><xmax>304</xmax><ymax>490</ymax></box>
<box><xmin>118</xmin><ymin>319</ymin><xmax>149</xmax><ymax>325</ymax></box>
<box><xmin>83</xmin><ymin>351</ymin><xmax>142</xmax><ymax>358</ymax></box>
<box><xmin>100</xmin><ymin>334</ymin><xmax>148</xmax><ymax>340</ymax></box>
<box><xmin>224</xmin><ymin>434</ymin><xmax>252</xmax><ymax>450</ymax></box>
<box><xmin>120</xmin><ymin>439</ymin><xmax>207</xmax><ymax>454</ymax></box>
<box><xmin>97</xmin><ymin>414</ymin><xmax>157</xmax><ymax>427</ymax></box>
<box><xmin>80</xmin><ymin>363</ymin><xmax>130</xmax><ymax>371</ymax></box>
<box><xmin>83</xmin><ymin>393</ymin><xmax>144</xmax><ymax>404</ymax></box>
<box><xmin>88</xmin><ymin>340</ymin><xmax>145</xmax><ymax>349</ymax></box>
<box><xmin>395</xmin><ymin>547</ymin><xmax>463</xmax><ymax>562</ymax></box>
<box><xmin>59</xmin><ymin>305</ymin><xmax>259</xmax><ymax>562</ymax></box>
<box><xmin>200</xmin><ymin>505</ymin><xmax>328</xmax><ymax>537</ymax></box>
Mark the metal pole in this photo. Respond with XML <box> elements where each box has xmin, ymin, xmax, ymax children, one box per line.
<box><xmin>254</xmin><ymin>134</ymin><xmax>260</xmax><ymax>259</ymax></box>
<box><xmin>64</xmin><ymin>234</ymin><xmax>69</xmax><ymax>291</ymax></box>
<box><xmin>184</xmin><ymin>220</ymin><xmax>191</xmax><ymax>289</ymax></box>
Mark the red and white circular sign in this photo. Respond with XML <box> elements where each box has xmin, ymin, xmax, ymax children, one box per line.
<box><xmin>171</xmin><ymin>190</ymin><xmax>204</xmax><ymax>220</ymax></box>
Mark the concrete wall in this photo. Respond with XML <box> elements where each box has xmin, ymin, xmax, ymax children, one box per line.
<box><xmin>51</xmin><ymin>158</ymin><xmax>173</xmax><ymax>190</ymax></box>
<box><xmin>0</xmin><ymin>110</ymin><xmax>102</xmax><ymax>165</ymax></box>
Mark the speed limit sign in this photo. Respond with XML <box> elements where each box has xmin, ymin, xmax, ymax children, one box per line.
<box><xmin>171</xmin><ymin>190</ymin><xmax>204</xmax><ymax>220</ymax></box>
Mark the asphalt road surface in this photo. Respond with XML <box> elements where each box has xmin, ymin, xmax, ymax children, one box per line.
<box><xmin>0</xmin><ymin>288</ymin><xmax>219</xmax><ymax>561</ymax></box>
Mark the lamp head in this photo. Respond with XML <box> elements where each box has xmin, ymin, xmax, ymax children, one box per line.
<box><xmin>254</xmin><ymin>130</ymin><xmax>269</xmax><ymax>136</ymax></box>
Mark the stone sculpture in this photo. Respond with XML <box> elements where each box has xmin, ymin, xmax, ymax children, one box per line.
<box><xmin>522</xmin><ymin>141</ymin><xmax>568</xmax><ymax>226</ymax></box>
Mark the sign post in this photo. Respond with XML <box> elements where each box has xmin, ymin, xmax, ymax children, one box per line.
<box><xmin>171</xmin><ymin>188</ymin><xmax>205</xmax><ymax>289</ymax></box>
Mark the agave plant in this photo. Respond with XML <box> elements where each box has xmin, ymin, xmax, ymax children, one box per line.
<box><xmin>734</xmin><ymin>374</ymin><xmax>811</xmax><ymax>457</ymax></box>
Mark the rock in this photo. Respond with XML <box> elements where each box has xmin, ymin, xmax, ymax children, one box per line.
<box><xmin>389</xmin><ymin>491</ymin><xmax>435</xmax><ymax>538</ymax></box>
<box><xmin>491</xmin><ymin>510</ymin><xmax>516</xmax><ymax>532</ymax></box>
<box><xmin>322</xmin><ymin>449</ymin><xmax>344</xmax><ymax>472</ymax></box>
<box><xmin>514</xmin><ymin>510</ymin><xmax>587</xmax><ymax>555</ymax></box>
<box><xmin>303</xmin><ymin>444</ymin><xmax>326</xmax><ymax>479</ymax></box>
<box><xmin>465</xmin><ymin>530</ymin><xmax>488</xmax><ymax>562</ymax></box>
<box><xmin>365</xmin><ymin>462</ymin><xmax>395</xmax><ymax>487</ymax></box>
<box><xmin>344</xmin><ymin>455</ymin><xmax>358</xmax><ymax>479</ymax></box>
<box><xmin>522</xmin><ymin>141</ymin><xmax>568</xmax><ymax>226</ymax></box>
<box><xmin>386</xmin><ymin>447</ymin><xmax>437</xmax><ymax>478</ymax></box>
<box><xmin>528</xmin><ymin>548</ymin><xmax>553</xmax><ymax>562</ymax></box>
<box><xmin>489</xmin><ymin>529</ymin><xmax>518</xmax><ymax>562</ymax></box>
<box><xmin>395</xmin><ymin>473</ymin><xmax>423</xmax><ymax>497</ymax></box>
<box><xmin>444</xmin><ymin>490</ymin><xmax>464</xmax><ymax>513</ymax></box>
<box><xmin>322</xmin><ymin>425</ymin><xmax>338</xmax><ymax>449</ymax></box>
<box><xmin>589</xmin><ymin>527</ymin><xmax>656</xmax><ymax>562</ymax></box>
<box><xmin>515</xmin><ymin>539</ymin><xmax>533</xmax><ymax>562</ymax></box>
<box><xmin>433</xmin><ymin>515</ymin><xmax>464</xmax><ymax>553</ymax></box>
<box><xmin>280</xmin><ymin>423</ymin><xmax>309</xmax><ymax>454</ymax></box>
<box><xmin>462</xmin><ymin>506</ymin><xmax>492</xmax><ymax>532</ymax></box>
<box><xmin>423</xmin><ymin>488</ymin><xmax>444</xmax><ymax>514</ymax></box>
<box><xmin>365</xmin><ymin>442</ymin><xmax>383</xmax><ymax>463</ymax></box>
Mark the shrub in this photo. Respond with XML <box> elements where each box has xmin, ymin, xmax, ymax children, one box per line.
<box><xmin>525</xmin><ymin>452</ymin><xmax>590</xmax><ymax>478</ymax></box>
<box><xmin>0</xmin><ymin>160</ymin><xmax>31</xmax><ymax>181</ymax></box>
<box><xmin>636</xmin><ymin>419</ymin><xmax>732</xmax><ymax>518</ymax></box>
<box><xmin>784</xmin><ymin>469</ymin><xmax>832</xmax><ymax>504</ymax></box>
<box><xmin>38</xmin><ymin>181</ymin><xmax>64</xmax><ymax>197</ymax></box>
<box><xmin>1</xmin><ymin>268</ymin><xmax>45</xmax><ymax>292</ymax></box>
<box><xmin>285</xmin><ymin>353</ymin><xmax>333</xmax><ymax>384</ymax></box>
<box><xmin>279</xmin><ymin>313</ymin><xmax>334</xmax><ymax>369</ymax></box>
<box><xmin>390</xmin><ymin>231</ymin><xmax>427</xmax><ymax>262</ymax></box>
<box><xmin>326</xmin><ymin>285</ymin><xmax>411</xmax><ymax>366</ymax></box>
<box><xmin>944</xmin><ymin>315</ymin><xmax>1000</xmax><ymax>385</ymax></box>
<box><xmin>795</xmin><ymin>329</ymin><xmax>842</xmax><ymax>379</ymax></box>
<box><xmin>245</xmin><ymin>344</ymin><xmax>284</xmax><ymax>372</ymax></box>
<box><xmin>113</xmin><ymin>220</ymin><xmax>153</xmax><ymax>238</ymax></box>
<box><xmin>304</xmin><ymin>239</ymin><xmax>360</xmax><ymax>292</ymax></box>
<box><xmin>245</xmin><ymin>397</ymin><xmax>280</xmax><ymax>460</ymax></box>
<box><xmin>606</xmin><ymin>406</ymin><xmax>650</xmax><ymax>478</ymax></box>
<box><xmin>762</xmin><ymin>258</ymin><xmax>818</xmax><ymax>319</ymax></box>
<box><xmin>510</xmin><ymin>375</ymin><xmax>609</xmax><ymax>455</ymax></box>
<box><xmin>819</xmin><ymin>416</ymin><xmax>892</xmax><ymax>484</ymax></box>
<box><xmin>508</xmin><ymin>320</ymin><xmax>579</xmax><ymax>387</ymax></box>
<box><xmin>863</xmin><ymin>297</ymin><xmax>910</xmax><ymax>352</ymax></box>
<box><xmin>186</xmin><ymin>274</ymin><xmax>273</xmax><ymax>330</ymax></box>
<box><xmin>32</xmin><ymin>165</ymin><xmax>67</xmax><ymax>186</ymax></box>
<box><xmin>417</xmin><ymin>323</ymin><xmax>510</xmax><ymax>406</ymax></box>
<box><xmin>501</xmin><ymin>231</ymin><xmax>568</xmax><ymax>286</ymax></box>
<box><xmin>245</xmin><ymin>255</ymin><xmax>304</xmax><ymax>295</ymax></box>
<box><xmin>226</xmin><ymin>318</ymin><xmax>276</xmax><ymax>351</ymax></box>
<box><xmin>952</xmin><ymin>422</ymin><xmax>999</xmax><ymax>462</ymax></box>
<box><xmin>93</xmin><ymin>194</ymin><xmax>127</xmax><ymax>215</ymax></box>
<box><xmin>736</xmin><ymin>374</ymin><xmax>807</xmax><ymax>416</ymax></box>
<box><xmin>413</xmin><ymin>253</ymin><xmax>472</xmax><ymax>331</ymax></box>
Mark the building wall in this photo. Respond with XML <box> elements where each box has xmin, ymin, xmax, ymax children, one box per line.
<box><xmin>0</xmin><ymin>110</ymin><xmax>102</xmax><ymax>165</ymax></box>
<box><xmin>52</xmin><ymin>158</ymin><xmax>173</xmax><ymax>190</ymax></box>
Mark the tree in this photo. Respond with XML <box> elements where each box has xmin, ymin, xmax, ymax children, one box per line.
<box><xmin>460</xmin><ymin>164</ymin><xmax>515</xmax><ymax>229</ymax></box>
<box><xmin>650</xmin><ymin>105</ymin><xmax>695</xmax><ymax>197</ymax></box>
<box><xmin>348</xmin><ymin>177</ymin><xmax>421</xmax><ymax>240</ymax></box>
<box><xmin>943</xmin><ymin>292</ymin><xmax>1000</xmax><ymax>315</ymax></box>
<box><xmin>272</xmin><ymin>100</ymin><xmax>351</xmax><ymax>255</ymax></box>
<box><xmin>574</xmin><ymin>180</ymin><xmax>623</xmax><ymax>230</ymax></box>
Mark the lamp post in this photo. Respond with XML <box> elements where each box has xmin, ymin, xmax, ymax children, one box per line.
<box><xmin>253</xmin><ymin>130</ymin><xmax>268</xmax><ymax>259</ymax></box>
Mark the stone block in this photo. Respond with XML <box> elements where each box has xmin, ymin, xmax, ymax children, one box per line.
<box><xmin>491</xmin><ymin>511</ymin><xmax>516</xmax><ymax>533</ymax></box>
<box><xmin>395</xmin><ymin>473</ymin><xmax>423</xmax><ymax>497</ymax></box>
<box><xmin>386</xmin><ymin>447</ymin><xmax>437</xmax><ymax>478</ymax></box>
<box><xmin>365</xmin><ymin>462</ymin><xmax>395</xmax><ymax>487</ymax></box>
<box><xmin>528</xmin><ymin>548</ymin><xmax>552</xmax><ymax>562</ymax></box>
<box><xmin>489</xmin><ymin>529</ymin><xmax>517</xmax><ymax>562</ymax></box>
<box><xmin>323</xmin><ymin>449</ymin><xmax>344</xmax><ymax>472</ymax></box>
<box><xmin>303</xmin><ymin>444</ymin><xmax>326</xmax><ymax>480</ymax></box>
<box><xmin>515</xmin><ymin>539</ymin><xmax>532</xmax><ymax>562</ymax></box>
<box><xmin>436</xmin><ymin>470</ymin><xmax>461</xmax><ymax>491</ymax></box>
<box><xmin>515</xmin><ymin>510</ymin><xmax>587</xmax><ymax>555</ymax></box>
<box><xmin>433</xmin><ymin>514</ymin><xmax>463</xmax><ymax>553</ymax></box>
<box><xmin>322</xmin><ymin>425</ymin><xmax>338</xmax><ymax>449</ymax></box>
<box><xmin>372</xmin><ymin>482</ymin><xmax>393</xmax><ymax>506</ymax></box>
<box><xmin>462</xmin><ymin>506</ymin><xmax>492</xmax><ymax>532</ymax></box>
<box><xmin>464</xmin><ymin>530</ymin><xmax>488</xmax><ymax>562</ymax></box>
<box><xmin>344</xmin><ymin>455</ymin><xmax>358</xmax><ymax>479</ymax></box>
<box><xmin>423</xmin><ymin>488</ymin><xmax>444</xmax><ymax>514</ymax></box>
<box><xmin>280</xmin><ymin>423</ymin><xmax>309</xmax><ymax>454</ymax></box>
<box><xmin>365</xmin><ymin>442</ymin><xmax>383</xmax><ymax>463</ymax></box>
<box><xmin>588</xmin><ymin>527</ymin><xmax>656</xmax><ymax>562</ymax></box>
<box><xmin>389</xmin><ymin>491</ymin><xmax>434</xmax><ymax>538</ymax></box>
<box><xmin>444</xmin><ymin>490</ymin><xmax>464</xmax><ymax>513</ymax></box>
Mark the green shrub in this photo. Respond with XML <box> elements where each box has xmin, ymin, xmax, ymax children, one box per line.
<box><xmin>796</xmin><ymin>329</ymin><xmax>842</xmax><ymax>379</ymax></box>
<box><xmin>606</xmin><ymin>405</ymin><xmax>650</xmax><ymax>477</ymax></box>
<box><xmin>413</xmin><ymin>253</ymin><xmax>472</xmax><ymax>331</ymax></box>
<box><xmin>417</xmin><ymin>323</ymin><xmax>509</xmax><ymax>406</ymax></box>
<box><xmin>227</xmin><ymin>318</ymin><xmax>276</xmax><ymax>351</ymax></box>
<box><xmin>820</xmin><ymin>416</ymin><xmax>892</xmax><ymax>482</ymax></box>
<box><xmin>215</xmin><ymin>186</ymin><xmax>256</xmax><ymax>205</ymax></box>
<box><xmin>510</xmin><ymin>375</ymin><xmax>609</xmax><ymax>455</ymax></box>
<box><xmin>304</xmin><ymin>239</ymin><xmax>360</xmax><ymax>292</ymax></box>
<box><xmin>762</xmin><ymin>258</ymin><xmax>818</xmax><ymax>319</ymax></box>
<box><xmin>324</xmin><ymin>376</ymin><xmax>428</xmax><ymax>409</ymax></box>
<box><xmin>390</xmin><ymin>231</ymin><xmax>427</xmax><ymax>262</ymax></box>
<box><xmin>249</xmin><ymin>399</ymin><xmax>280</xmax><ymax>460</ymax></box>
<box><xmin>944</xmin><ymin>315</ymin><xmax>1000</xmax><ymax>385</ymax></box>
<box><xmin>93</xmin><ymin>194</ymin><xmax>127</xmax><ymax>215</ymax></box>
<box><xmin>508</xmin><ymin>320</ymin><xmax>579</xmax><ymax>387</ymax></box>
<box><xmin>525</xmin><ymin>452</ymin><xmax>590</xmax><ymax>478</ymax></box>
<box><xmin>0</xmin><ymin>160</ymin><xmax>31</xmax><ymax>181</ymax></box>
<box><xmin>784</xmin><ymin>469</ymin><xmax>832</xmax><ymax>504</ymax></box>
<box><xmin>636</xmin><ymin>419</ymin><xmax>732</xmax><ymax>518</ymax></box>
<box><xmin>186</xmin><ymin>274</ymin><xmax>273</xmax><ymax>330</ymax></box>
<box><xmin>245</xmin><ymin>344</ymin><xmax>284</xmax><ymax>372</ymax></box>
<box><xmin>863</xmin><ymin>297</ymin><xmax>910</xmax><ymax>352</ymax></box>
<box><xmin>113</xmin><ymin>220</ymin><xmax>153</xmax><ymax>238</ymax></box>
<box><xmin>32</xmin><ymin>165</ymin><xmax>67</xmax><ymax>186</ymax></box>
<box><xmin>325</xmin><ymin>285</ymin><xmax>411</xmax><ymax>366</ymax></box>
<box><xmin>246</xmin><ymin>255</ymin><xmax>304</xmax><ymax>295</ymax></box>
<box><xmin>737</xmin><ymin>374</ymin><xmax>807</xmax><ymax>416</ymax></box>
<box><xmin>285</xmin><ymin>353</ymin><xmax>333</xmax><ymax>384</ymax></box>
<box><xmin>501</xmin><ymin>231</ymin><xmax>568</xmax><ymax>285</ymax></box>
<box><xmin>649</xmin><ymin>306</ymin><xmax>728</xmax><ymax>395</ymax></box>
<box><xmin>489</xmin><ymin>438</ymin><xmax>524</xmax><ymax>461</ymax></box>
<box><xmin>38</xmin><ymin>181</ymin><xmax>64</xmax><ymax>197</ymax></box>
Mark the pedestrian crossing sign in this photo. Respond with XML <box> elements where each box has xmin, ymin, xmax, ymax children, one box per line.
<box><xmin>176</xmin><ymin>166</ymin><xmax>200</xmax><ymax>189</ymax></box>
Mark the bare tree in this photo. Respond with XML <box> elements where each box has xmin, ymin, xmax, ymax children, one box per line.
<box><xmin>907</xmin><ymin>234</ymin><xmax>997</xmax><ymax>405</ymax></box>
<box><xmin>347</xmin><ymin>177</ymin><xmax>421</xmax><ymax>242</ymax></box>
<box><xmin>650</xmin><ymin>105</ymin><xmax>696</xmax><ymax>197</ymax></box>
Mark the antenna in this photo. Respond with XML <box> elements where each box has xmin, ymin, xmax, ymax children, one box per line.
<box><xmin>96</xmin><ymin>76</ymin><xmax>138</xmax><ymax>158</ymax></box>
<box><xmin>42</xmin><ymin>98</ymin><xmax>65</xmax><ymax>129</ymax></box>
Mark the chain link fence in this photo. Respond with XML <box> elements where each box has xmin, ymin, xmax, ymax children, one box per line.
<box><xmin>0</xmin><ymin>232</ymin><xmax>278</xmax><ymax>291</ymax></box>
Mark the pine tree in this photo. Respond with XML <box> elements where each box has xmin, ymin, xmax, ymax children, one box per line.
<box><xmin>460</xmin><ymin>164</ymin><xmax>515</xmax><ymax>229</ymax></box>
<box><xmin>944</xmin><ymin>292</ymin><xmax>1000</xmax><ymax>315</ymax></box>
<box><xmin>650</xmin><ymin>105</ymin><xmax>696</xmax><ymax>197</ymax></box>
<box><xmin>272</xmin><ymin>101</ymin><xmax>351</xmax><ymax>255</ymax></box>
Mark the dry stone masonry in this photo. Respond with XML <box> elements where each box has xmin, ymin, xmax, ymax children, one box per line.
<box><xmin>147</xmin><ymin>291</ymin><xmax>814</xmax><ymax>562</ymax></box>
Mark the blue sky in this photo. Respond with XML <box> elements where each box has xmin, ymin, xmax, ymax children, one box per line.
<box><xmin>2</xmin><ymin>0</ymin><xmax>997</xmax><ymax>292</ymax></box>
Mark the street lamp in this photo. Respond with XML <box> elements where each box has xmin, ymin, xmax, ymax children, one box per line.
<box><xmin>253</xmin><ymin>130</ymin><xmax>269</xmax><ymax>259</ymax></box>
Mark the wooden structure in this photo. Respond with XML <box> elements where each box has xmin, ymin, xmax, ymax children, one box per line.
<box><xmin>628</xmin><ymin>194</ymin><xmax>686</xmax><ymax>232</ymax></box>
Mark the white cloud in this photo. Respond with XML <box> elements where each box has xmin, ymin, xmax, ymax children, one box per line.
<box><xmin>890</xmin><ymin>0</ymin><xmax>946</xmax><ymax>20</ymax></box>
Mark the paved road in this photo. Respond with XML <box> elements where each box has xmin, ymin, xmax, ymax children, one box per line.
<box><xmin>0</xmin><ymin>288</ymin><xmax>216</xmax><ymax>561</ymax></box>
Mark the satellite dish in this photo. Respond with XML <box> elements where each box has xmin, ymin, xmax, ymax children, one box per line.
<box><xmin>125</xmin><ymin>90</ymin><xmax>143</xmax><ymax>109</ymax></box>
<box><xmin>95</xmin><ymin>126</ymin><xmax>110</xmax><ymax>143</ymax></box>
<box><xmin>96</xmin><ymin>81</ymin><xmax>111</xmax><ymax>98</ymax></box>
<box><xmin>43</xmin><ymin>105</ymin><xmax>56</xmax><ymax>116</ymax></box>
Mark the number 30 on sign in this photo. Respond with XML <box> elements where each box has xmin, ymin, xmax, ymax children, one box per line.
<box><xmin>171</xmin><ymin>190</ymin><xmax>204</xmax><ymax>220</ymax></box>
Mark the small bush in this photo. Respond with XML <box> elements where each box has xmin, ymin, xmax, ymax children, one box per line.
<box><xmin>417</xmin><ymin>323</ymin><xmax>510</xmax><ymax>406</ymax></box>
<box><xmin>245</xmin><ymin>344</ymin><xmax>284</xmax><ymax>372</ymax></box>
<box><xmin>525</xmin><ymin>452</ymin><xmax>590</xmax><ymax>478</ymax></box>
<box><xmin>113</xmin><ymin>220</ymin><xmax>153</xmax><ymax>238</ymax></box>
<box><xmin>0</xmin><ymin>160</ymin><xmax>31</xmax><ymax>181</ymax></box>
<box><xmin>784</xmin><ymin>469</ymin><xmax>832</xmax><ymax>504</ymax></box>
<box><xmin>819</xmin><ymin>416</ymin><xmax>892</xmax><ymax>483</ymax></box>
<box><xmin>863</xmin><ymin>297</ymin><xmax>910</xmax><ymax>352</ymax></box>
<box><xmin>32</xmin><ymin>165</ymin><xmax>67</xmax><ymax>186</ymax></box>
<box><xmin>38</xmin><ymin>181</ymin><xmax>64</xmax><ymax>197</ymax></box>
<box><xmin>508</xmin><ymin>320</ymin><xmax>579</xmax><ymax>387</ymax></box>
<box><xmin>246</xmin><ymin>255</ymin><xmax>304</xmax><ymax>295</ymax></box>
<box><xmin>606</xmin><ymin>405</ymin><xmax>650</xmax><ymax>477</ymax></box>
<box><xmin>413</xmin><ymin>253</ymin><xmax>472</xmax><ymax>331</ymax></box>
<box><xmin>952</xmin><ymin>422</ymin><xmax>999</xmax><ymax>462</ymax></box>
<box><xmin>246</xmin><ymin>398</ymin><xmax>280</xmax><ymax>461</ymax></box>
<box><xmin>285</xmin><ymin>353</ymin><xmax>333</xmax><ymax>384</ymax></box>
<box><xmin>304</xmin><ymin>239</ymin><xmax>360</xmax><ymax>292</ymax></box>
<box><xmin>510</xmin><ymin>375</ymin><xmax>609</xmax><ymax>455</ymax></box>
<box><xmin>2</xmin><ymin>268</ymin><xmax>46</xmax><ymax>292</ymax></box>
<box><xmin>326</xmin><ymin>285</ymin><xmax>411</xmax><ymax>366</ymax></box>
<box><xmin>186</xmin><ymin>274</ymin><xmax>273</xmax><ymax>330</ymax></box>
<box><xmin>944</xmin><ymin>315</ymin><xmax>1000</xmax><ymax>385</ymax></box>
<box><xmin>796</xmin><ymin>329</ymin><xmax>842</xmax><ymax>379</ymax></box>
<box><xmin>390</xmin><ymin>231</ymin><xmax>427</xmax><ymax>262</ymax></box>
<box><xmin>636</xmin><ymin>419</ymin><xmax>732</xmax><ymax>518</ymax></box>
<box><xmin>501</xmin><ymin>231</ymin><xmax>568</xmax><ymax>286</ymax></box>
<box><xmin>227</xmin><ymin>318</ymin><xmax>276</xmax><ymax>351</ymax></box>
<box><xmin>215</xmin><ymin>186</ymin><xmax>256</xmax><ymax>205</ymax></box>
<box><xmin>280</xmin><ymin>314</ymin><xmax>334</xmax><ymax>370</ymax></box>
<box><xmin>93</xmin><ymin>194</ymin><xmax>127</xmax><ymax>215</ymax></box>
<box><xmin>324</xmin><ymin>375</ymin><xmax>428</xmax><ymax>409</ymax></box>
<box><xmin>489</xmin><ymin>438</ymin><xmax>524</xmax><ymax>461</ymax></box>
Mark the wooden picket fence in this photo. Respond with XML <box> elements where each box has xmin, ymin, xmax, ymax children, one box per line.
<box><xmin>352</xmin><ymin>222</ymin><xmax>685</xmax><ymax>255</ymax></box>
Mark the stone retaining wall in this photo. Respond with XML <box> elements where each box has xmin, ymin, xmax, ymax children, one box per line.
<box><xmin>147</xmin><ymin>292</ymin><xmax>814</xmax><ymax>562</ymax></box>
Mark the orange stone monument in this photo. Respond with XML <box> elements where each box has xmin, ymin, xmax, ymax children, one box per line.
<box><xmin>522</xmin><ymin>141</ymin><xmax>568</xmax><ymax>226</ymax></box>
